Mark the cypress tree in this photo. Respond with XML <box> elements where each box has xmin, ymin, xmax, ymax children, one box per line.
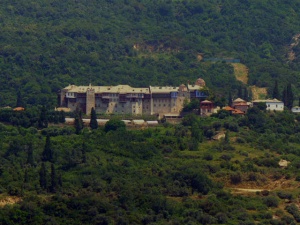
<box><xmin>38</xmin><ymin>106</ymin><xmax>48</xmax><ymax>129</ymax></box>
<box><xmin>82</xmin><ymin>142</ymin><xmax>87</xmax><ymax>163</ymax></box>
<box><xmin>50</xmin><ymin>164</ymin><xmax>57</xmax><ymax>193</ymax></box>
<box><xmin>16</xmin><ymin>90</ymin><xmax>24</xmax><ymax>107</ymax></box>
<box><xmin>228</xmin><ymin>91</ymin><xmax>232</xmax><ymax>106</ymax></box>
<box><xmin>89</xmin><ymin>107</ymin><xmax>98</xmax><ymax>130</ymax></box>
<box><xmin>42</xmin><ymin>135</ymin><xmax>53</xmax><ymax>162</ymax></box>
<box><xmin>74</xmin><ymin>110</ymin><xmax>83</xmax><ymax>134</ymax></box>
<box><xmin>39</xmin><ymin>163</ymin><xmax>47</xmax><ymax>190</ymax></box>
<box><xmin>24</xmin><ymin>168</ymin><xmax>29</xmax><ymax>183</ymax></box>
<box><xmin>26</xmin><ymin>142</ymin><xmax>34</xmax><ymax>166</ymax></box>
<box><xmin>59</xmin><ymin>111</ymin><xmax>66</xmax><ymax>123</ymax></box>
<box><xmin>287</xmin><ymin>83</ymin><xmax>294</xmax><ymax>109</ymax></box>
<box><xmin>243</xmin><ymin>88</ymin><xmax>249</xmax><ymax>101</ymax></box>
<box><xmin>282</xmin><ymin>87</ymin><xmax>288</xmax><ymax>107</ymax></box>
<box><xmin>272</xmin><ymin>80</ymin><xmax>279</xmax><ymax>99</ymax></box>
<box><xmin>238</xmin><ymin>86</ymin><xmax>243</xmax><ymax>98</ymax></box>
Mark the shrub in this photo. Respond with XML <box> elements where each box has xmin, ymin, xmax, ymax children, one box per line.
<box><xmin>263</xmin><ymin>196</ymin><xmax>279</xmax><ymax>207</ymax></box>
<box><xmin>286</xmin><ymin>204</ymin><xmax>300</xmax><ymax>222</ymax></box>
<box><xmin>230</xmin><ymin>173</ymin><xmax>242</xmax><ymax>184</ymax></box>
<box><xmin>203</xmin><ymin>153</ymin><xmax>213</xmax><ymax>161</ymax></box>
<box><xmin>277</xmin><ymin>191</ymin><xmax>293</xmax><ymax>200</ymax></box>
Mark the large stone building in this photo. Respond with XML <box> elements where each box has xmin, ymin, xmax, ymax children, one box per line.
<box><xmin>59</xmin><ymin>78</ymin><xmax>208</xmax><ymax>115</ymax></box>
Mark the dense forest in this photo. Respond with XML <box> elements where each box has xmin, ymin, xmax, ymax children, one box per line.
<box><xmin>2</xmin><ymin>107</ymin><xmax>300</xmax><ymax>224</ymax></box>
<box><xmin>1</xmin><ymin>0</ymin><xmax>300</xmax><ymax>106</ymax></box>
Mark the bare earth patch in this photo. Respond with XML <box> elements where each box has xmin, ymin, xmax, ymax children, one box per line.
<box><xmin>232</xmin><ymin>63</ymin><xmax>249</xmax><ymax>84</ymax></box>
<box><xmin>0</xmin><ymin>196</ymin><xmax>21</xmax><ymax>207</ymax></box>
<box><xmin>250</xmin><ymin>86</ymin><xmax>267</xmax><ymax>100</ymax></box>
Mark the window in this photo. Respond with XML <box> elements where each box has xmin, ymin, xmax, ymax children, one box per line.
<box><xmin>276</xmin><ymin>104</ymin><xmax>277</xmax><ymax>108</ymax></box>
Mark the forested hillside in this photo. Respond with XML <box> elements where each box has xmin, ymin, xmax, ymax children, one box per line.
<box><xmin>2</xmin><ymin>108</ymin><xmax>300</xmax><ymax>224</ymax></box>
<box><xmin>1</xmin><ymin>0</ymin><xmax>300</xmax><ymax>107</ymax></box>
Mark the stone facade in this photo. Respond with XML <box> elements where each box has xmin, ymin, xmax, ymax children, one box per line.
<box><xmin>59</xmin><ymin>79</ymin><xmax>208</xmax><ymax>115</ymax></box>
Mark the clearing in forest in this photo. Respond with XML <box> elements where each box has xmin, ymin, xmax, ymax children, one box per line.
<box><xmin>232</xmin><ymin>63</ymin><xmax>249</xmax><ymax>84</ymax></box>
<box><xmin>250</xmin><ymin>86</ymin><xmax>268</xmax><ymax>100</ymax></box>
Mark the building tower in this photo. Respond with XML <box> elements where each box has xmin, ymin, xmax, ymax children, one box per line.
<box><xmin>86</xmin><ymin>84</ymin><xmax>95</xmax><ymax>115</ymax></box>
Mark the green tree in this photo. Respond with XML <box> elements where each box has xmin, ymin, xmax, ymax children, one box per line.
<box><xmin>104</xmin><ymin>119</ymin><xmax>126</xmax><ymax>132</ymax></box>
<box><xmin>238</xmin><ymin>86</ymin><xmax>243</xmax><ymax>98</ymax></box>
<box><xmin>26</xmin><ymin>142</ymin><xmax>34</xmax><ymax>166</ymax></box>
<box><xmin>287</xmin><ymin>83</ymin><xmax>294</xmax><ymax>109</ymax></box>
<box><xmin>282</xmin><ymin>87</ymin><xmax>288</xmax><ymax>107</ymax></box>
<box><xmin>39</xmin><ymin>163</ymin><xmax>47</xmax><ymax>190</ymax></box>
<box><xmin>82</xmin><ymin>142</ymin><xmax>87</xmax><ymax>163</ymax></box>
<box><xmin>42</xmin><ymin>135</ymin><xmax>53</xmax><ymax>162</ymax></box>
<box><xmin>74</xmin><ymin>110</ymin><xmax>84</xmax><ymax>134</ymax></box>
<box><xmin>50</xmin><ymin>163</ymin><xmax>57</xmax><ymax>193</ymax></box>
<box><xmin>89</xmin><ymin>107</ymin><xmax>98</xmax><ymax>130</ymax></box>
<box><xmin>272</xmin><ymin>80</ymin><xmax>279</xmax><ymax>99</ymax></box>
<box><xmin>228</xmin><ymin>91</ymin><xmax>232</xmax><ymax>106</ymax></box>
<box><xmin>59</xmin><ymin>111</ymin><xmax>66</xmax><ymax>123</ymax></box>
<box><xmin>243</xmin><ymin>87</ymin><xmax>249</xmax><ymax>101</ymax></box>
<box><xmin>38</xmin><ymin>106</ymin><xmax>48</xmax><ymax>129</ymax></box>
<box><xmin>16</xmin><ymin>90</ymin><xmax>24</xmax><ymax>107</ymax></box>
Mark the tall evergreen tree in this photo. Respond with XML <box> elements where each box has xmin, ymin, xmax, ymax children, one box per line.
<box><xmin>26</xmin><ymin>142</ymin><xmax>34</xmax><ymax>166</ymax></box>
<box><xmin>238</xmin><ymin>86</ymin><xmax>243</xmax><ymax>98</ymax></box>
<box><xmin>243</xmin><ymin>88</ymin><xmax>249</xmax><ymax>101</ymax></box>
<box><xmin>24</xmin><ymin>168</ymin><xmax>29</xmax><ymax>183</ymax></box>
<box><xmin>59</xmin><ymin>111</ymin><xmax>66</xmax><ymax>123</ymax></box>
<box><xmin>272</xmin><ymin>80</ymin><xmax>280</xmax><ymax>99</ymax></box>
<box><xmin>82</xmin><ymin>142</ymin><xmax>87</xmax><ymax>163</ymax></box>
<box><xmin>50</xmin><ymin>164</ymin><xmax>57</xmax><ymax>193</ymax></box>
<box><xmin>39</xmin><ymin>163</ymin><xmax>47</xmax><ymax>190</ymax></box>
<box><xmin>286</xmin><ymin>83</ymin><xmax>294</xmax><ymax>109</ymax></box>
<box><xmin>228</xmin><ymin>91</ymin><xmax>232</xmax><ymax>106</ymax></box>
<box><xmin>282</xmin><ymin>87</ymin><xmax>288</xmax><ymax>107</ymax></box>
<box><xmin>74</xmin><ymin>109</ymin><xmax>83</xmax><ymax>134</ymax></box>
<box><xmin>38</xmin><ymin>106</ymin><xmax>48</xmax><ymax>129</ymax></box>
<box><xmin>16</xmin><ymin>90</ymin><xmax>24</xmax><ymax>107</ymax></box>
<box><xmin>42</xmin><ymin>135</ymin><xmax>53</xmax><ymax>162</ymax></box>
<box><xmin>89</xmin><ymin>107</ymin><xmax>98</xmax><ymax>130</ymax></box>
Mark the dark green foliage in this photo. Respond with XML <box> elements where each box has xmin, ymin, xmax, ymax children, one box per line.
<box><xmin>104</xmin><ymin>119</ymin><xmax>125</xmax><ymax>132</ymax></box>
<box><xmin>50</xmin><ymin>164</ymin><xmax>57</xmax><ymax>193</ymax></box>
<box><xmin>230</xmin><ymin>172</ymin><xmax>242</xmax><ymax>184</ymax></box>
<box><xmin>191</xmin><ymin>174</ymin><xmax>212</xmax><ymax>195</ymax></box>
<box><xmin>42</xmin><ymin>136</ymin><xmax>53</xmax><ymax>162</ymax></box>
<box><xmin>39</xmin><ymin>163</ymin><xmax>47</xmax><ymax>190</ymax></box>
<box><xmin>263</xmin><ymin>196</ymin><xmax>279</xmax><ymax>207</ymax></box>
<box><xmin>286</xmin><ymin>204</ymin><xmax>300</xmax><ymax>222</ymax></box>
<box><xmin>272</xmin><ymin>80</ymin><xmax>280</xmax><ymax>99</ymax></box>
<box><xmin>38</xmin><ymin>106</ymin><xmax>48</xmax><ymax>129</ymax></box>
<box><xmin>16</xmin><ymin>90</ymin><xmax>24</xmax><ymax>107</ymax></box>
<box><xmin>287</xmin><ymin>83</ymin><xmax>294</xmax><ymax>109</ymax></box>
<box><xmin>74</xmin><ymin>110</ymin><xmax>83</xmax><ymax>134</ymax></box>
<box><xmin>26</xmin><ymin>142</ymin><xmax>34</xmax><ymax>166</ymax></box>
<box><xmin>89</xmin><ymin>107</ymin><xmax>98</xmax><ymax>130</ymax></box>
<box><xmin>228</xmin><ymin>91</ymin><xmax>232</xmax><ymax>106</ymax></box>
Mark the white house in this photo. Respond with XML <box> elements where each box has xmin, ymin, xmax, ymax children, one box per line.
<box><xmin>252</xmin><ymin>99</ymin><xmax>284</xmax><ymax>111</ymax></box>
<box><xmin>292</xmin><ymin>106</ymin><xmax>300</xmax><ymax>113</ymax></box>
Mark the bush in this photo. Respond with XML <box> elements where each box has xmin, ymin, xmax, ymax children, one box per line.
<box><xmin>277</xmin><ymin>191</ymin><xmax>293</xmax><ymax>200</ymax></box>
<box><xmin>230</xmin><ymin>173</ymin><xmax>242</xmax><ymax>184</ymax></box>
<box><xmin>263</xmin><ymin>196</ymin><xmax>279</xmax><ymax>207</ymax></box>
<box><xmin>203</xmin><ymin>153</ymin><xmax>213</xmax><ymax>161</ymax></box>
<box><xmin>104</xmin><ymin>119</ymin><xmax>126</xmax><ymax>132</ymax></box>
<box><xmin>286</xmin><ymin>204</ymin><xmax>300</xmax><ymax>222</ymax></box>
